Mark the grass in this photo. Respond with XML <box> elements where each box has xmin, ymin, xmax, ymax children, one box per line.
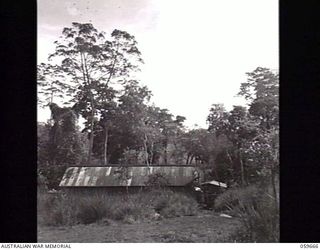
<box><xmin>38</xmin><ymin>188</ymin><xmax>199</xmax><ymax>226</ymax></box>
<box><xmin>38</xmin><ymin>207</ymin><xmax>241</xmax><ymax>243</ymax></box>
<box><xmin>214</xmin><ymin>185</ymin><xmax>260</xmax><ymax>214</ymax></box>
<box><xmin>214</xmin><ymin>184</ymin><xmax>279</xmax><ymax>242</ymax></box>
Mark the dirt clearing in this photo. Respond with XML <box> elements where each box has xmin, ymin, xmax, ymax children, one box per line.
<box><xmin>38</xmin><ymin>210</ymin><xmax>241</xmax><ymax>243</ymax></box>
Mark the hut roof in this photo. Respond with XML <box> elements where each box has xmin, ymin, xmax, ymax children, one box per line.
<box><xmin>59</xmin><ymin>165</ymin><xmax>203</xmax><ymax>187</ymax></box>
<box><xmin>201</xmin><ymin>180</ymin><xmax>227</xmax><ymax>188</ymax></box>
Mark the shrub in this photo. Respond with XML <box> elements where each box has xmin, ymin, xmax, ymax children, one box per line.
<box><xmin>214</xmin><ymin>185</ymin><xmax>260</xmax><ymax>213</ymax></box>
<box><xmin>237</xmin><ymin>193</ymin><xmax>279</xmax><ymax>242</ymax></box>
<box><xmin>76</xmin><ymin>199</ymin><xmax>107</xmax><ymax>224</ymax></box>
<box><xmin>39</xmin><ymin>165</ymin><xmax>68</xmax><ymax>190</ymax></box>
<box><xmin>215</xmin><ymin>184</ymin><xmax>279</xmax><ymax>242</ymax></box>
<box><xmin>37</xmin><ymin>192</ymin><xmax>75</xmax><ymax>226</ymax></box>
<box><xmin>154</xmin><ymin>197</ymin><xmax>169</xmax><ymax>213</ymax></box>
<box><xmin>145</xmin><ymin>173</ymin><xmax>170</xmax><ymax>188</ymax></box>
<box><xmin>110</xmin><ymin>201</ymin><xmax>145</xmax><ymax>221</ymax></box>
<box><xmin>149</xmin><ymin>189</ymin><xmax>199</xmax><ymax>218</ymax></box>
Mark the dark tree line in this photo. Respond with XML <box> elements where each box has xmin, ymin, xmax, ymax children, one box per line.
<box><xmin>38</xmin><ymin>23</ymin><xmax>278</xmax><ymax>193</ymax></box>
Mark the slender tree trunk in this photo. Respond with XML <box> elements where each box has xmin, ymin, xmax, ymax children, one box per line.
<box><xmin>149</xmin><ymin>141</ymin><xmax>154</xmax><ymax>165</ymax></box>
<box><xmin>186</xmin><ymin>154</ymin><xmax>190</xmax><ymax>165</ymax></box>
<box><xmin>152</xmin><ymin>151</ymin><xmax>157</xmax><ymax>164</ymax></box>
<box><xmin>266</xmin><ymin>112</ymin><xmax>271</xmax><ymax>130</ymax></box>
<box><xmin>226</xmin><ymin>150</ymin><xmax>233</xmax><ymax>166</ymax></box>
<box><xmin>86</xmin><ymin>95</ymin><xmax>95</xmax><ymax>164</ymax></box>
<box><xmin>98</xmin><ymin>47</ymin><xmax>118</xmax><ymax>165</ymax></box>
<box><xmin>164</xmin><ymin>139</ymin><xmax>168</xmax><ymax>164</ymax></box>
<box><xmin>271</xmin><ymin>166</ymin><xmax>278</xmax><ymax>207</ymax></box>
<box><xmin>238</xmin><ymin>149</ymin><xmax>245</xmax><ymax>186</ymax></box>
<box><xmin>271</xmin><ymin>149</ymin><xmax>279</xmax><ymax>211</ymax></box>
<box><xmin>226</xmin><ymin>149</ymin><xmax>235</xmax><ymax>182</ymax></box>
<box><xmin>80</xmin><ymin>52</ymin><xmax>96</xmax><ymax>164</ymax></box>
<box><xmin>143</xmin><ymin>133</ymin><xmax>149</xmax><ymax>166</ymax></box>
<box><xmin>87</xmin><ymin>112</ymin><xmax>94</xmax><ymax>163</ymax></box>
<box><xmin>190</xmin><ymin>155</ymin><xmax>194</xmax><ymax>164</ymax></box>
<box><xmin>84</xmin><ymin>58</ymin><xmax>95</xmax><ymax>164</ymax></box>
<box><xmin>103</xmin><ymin>126</ymin><xmax>109</xmax><ymax>165</ymax></box>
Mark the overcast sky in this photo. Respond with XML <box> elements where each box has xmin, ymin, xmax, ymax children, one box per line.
<box><xmin>38</xmin><ymin>0</ymin><xmax>278</xmax><ymax>128</ymax></box>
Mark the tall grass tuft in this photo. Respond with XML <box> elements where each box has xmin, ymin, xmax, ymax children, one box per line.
<box><xmin>145</xmin><ymin>189</ymin><xmax>199</xmax><ymax>218</ymax></box>
<box><xmin>214</xmin><ymin>185</ymin><xmax>260</xmax><ymax>214</ymax></box>
<box><xmin>214</xmin><ymin>184</ymin><xmax>279</xmax><ymax>242</ymax></box>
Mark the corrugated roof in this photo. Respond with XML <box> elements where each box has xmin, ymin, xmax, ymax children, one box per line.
<box><xmin>201</xmin><ymin>180</ymin><xmax>227</xmax><ymax>188</ymax></box>
<box><xmin>59</xmin><ymin>165</ymin><xmax>203</xmax><ymax>187</ymax></box>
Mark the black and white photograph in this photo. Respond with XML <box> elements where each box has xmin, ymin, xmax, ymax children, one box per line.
<box><xmin>37</xmin><ymin>0</ymin><xmax>279</xmax><ymax>243</ymax></box>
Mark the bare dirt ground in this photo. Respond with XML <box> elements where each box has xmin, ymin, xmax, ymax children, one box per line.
<box><xmin>38</xmin><ymin>210</ymin><xmax>241</xmax><ymax>243</ymax></box>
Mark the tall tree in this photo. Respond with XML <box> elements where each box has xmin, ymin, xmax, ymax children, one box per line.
<box><xmin>207</xmin><ymin>104</ymin><xmax>258</xmax><ymax>185</ymax></box>
<box><xmin>107</xmin><ymin>80</ymin><xmax>153</xmax><ymax>163</ymax></box>
<box><xmin>207</xmin><ymin>104</ymin><xmax>230</xmax><ymax>135</ymax></box>
<box><xmin>238</xmin><ymin>67</ymin><xmax>279</xmax><ymax>130</ymax></box>
<box><xmin>238</xmin><ymin>67</ymin><xmax>279</xmax><ymax>201</ymax></box>
<box><xmin>44</xmin><ymin>23</ymin><xmax>143</xmax><ymax>163</ymax></box>
<box><xmin>227</xmin><ymin>106</ymin><xmax>258</xmax><ymax>185</ymax></box>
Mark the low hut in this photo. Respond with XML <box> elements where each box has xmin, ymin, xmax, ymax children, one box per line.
<box><xmin>200</xmin><ymin>180</ymin><xmax>228</xmax><ymax>207</ymax></box>
<box><xmin>59</xmin><ymin>165</ymin><xmax>204</xmax><ymax>194</ymax></box>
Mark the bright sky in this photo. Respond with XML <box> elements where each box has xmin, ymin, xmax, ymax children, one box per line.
<box><xmin>37</xmin><ymin>0</ymin><xmax>278</xmax><ymax>128</ymax></box>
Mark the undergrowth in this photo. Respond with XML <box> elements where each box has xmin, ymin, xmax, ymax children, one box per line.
<box><xmin>37</xmin><ymin>188</ymin><xmax>199</xmax><ymax>226</ymax></box>
<box><xmin>214</xmin><ymin>184</ymin><xmax>279</xmax><ymax>242</ymax></box>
